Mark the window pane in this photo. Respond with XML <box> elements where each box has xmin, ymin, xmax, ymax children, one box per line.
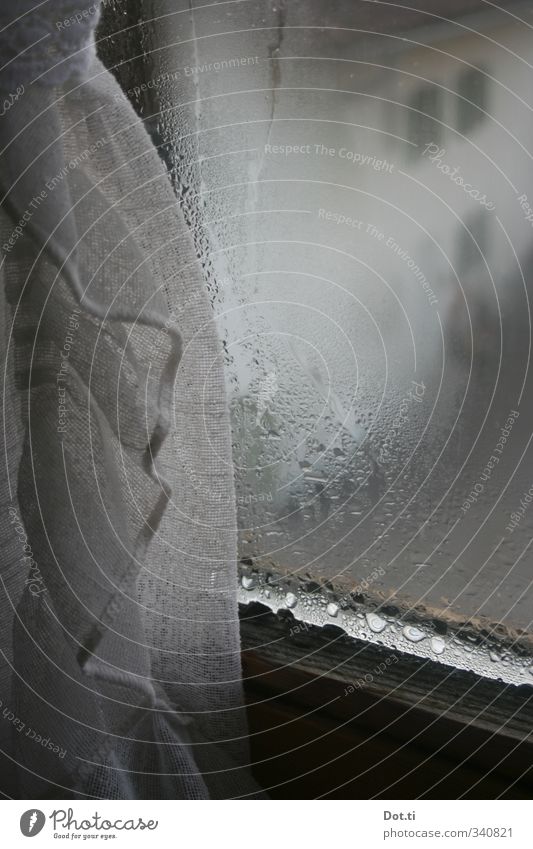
<box><xmin>408</xmin><ymin>86</ymin><xmax>443</xmax><ymax>151</ymax></box>
<box><xmin>101</xmin><ymin>0</ymin><xmax>533</xmax><ymax>680</ymax></box>
<box><xmin>457</xmin><ymin>67</ymin><xmax>488</xmax><ymax>136</ymax></box>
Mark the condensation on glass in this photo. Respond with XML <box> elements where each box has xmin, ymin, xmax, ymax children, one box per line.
<box><xmin>100</xmin><ymin>1</ymin><xmax>533</xmax><ymax>674</ymax></box>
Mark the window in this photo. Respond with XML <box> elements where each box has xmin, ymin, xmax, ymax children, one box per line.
<box><xmin>99</xmin><ymin>0</ymin><xmax>533</xmax><ymax>798</ymax></box>
<box><xmin>457</xmin><ymin>209</ymin><xmax>490</xmax><ymax>276</ymax></box>
<box><xmin>456</xmin><ymin>66</ymin><xmax>488</xmax><ymax>136</ymax></box>
<box><xmin>99</xmin><ymin>0</ymin><xmax>533</xmax><ymax>676</ymax></box>
<box><xmin>408</xmin><ymin>85</ymin><xmax>443</xmax><ymax>153</ymax></box>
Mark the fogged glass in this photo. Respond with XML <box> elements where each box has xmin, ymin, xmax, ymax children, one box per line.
<box><xmin>102</xmin><ymin>1</ymin><xmax>533</xmax><ymax>633</ymax></box>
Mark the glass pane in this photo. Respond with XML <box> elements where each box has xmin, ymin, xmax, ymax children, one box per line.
<box><xmin>456</xmin><ymin>67</ymin><xmax>488</xmax><ymax>135</ymax></box>
<box><xmin>408</xmin><ymin>86</ymin><xmax>443</xmax><ymax>152</ymax></box>
<box><xmin>101</xmin><ymin>0</ymin><xmax>533</xmax><ymax>682</ymax></box>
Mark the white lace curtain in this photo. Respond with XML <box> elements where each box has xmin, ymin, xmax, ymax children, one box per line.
<box><xmin>0</xmin><ymin>0</ymin><xmax>258</xmax><ymax>799</ymax></box>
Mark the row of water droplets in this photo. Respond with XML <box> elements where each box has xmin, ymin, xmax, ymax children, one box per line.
<box><xmin>239</xmin><ymin>568</ymin><xmax>533</xmax><ymax>686</ymax></box>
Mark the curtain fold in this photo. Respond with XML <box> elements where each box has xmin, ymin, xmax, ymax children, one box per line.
<box><xmin>0</xmin><ymin>1</ymin><xmax>258</xmax><ymax>799</ymax></box>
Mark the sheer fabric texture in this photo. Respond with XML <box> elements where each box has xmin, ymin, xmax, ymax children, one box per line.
<box><xmin>0</xmin><ymin>1</ymin><xmax>256</xmax><ymax>799</ymax></box>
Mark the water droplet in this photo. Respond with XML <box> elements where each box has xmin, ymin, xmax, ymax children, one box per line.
<box><xmin>366</xmin><ymin>612</ymin><xmax>387</xmax><ymax>633</ymax></box>
<box><xmin>326</xmin><ymin>602</ymin><xmax>339</xmax><ymax>617</ymax></box>
<box><xmin>430</xmin><ymin>637</ymin><xmax>446</xmax><ymax>655</ymax></box>
<box><xmin>489</xmin><ymin>651</ymin><xmax>500</xmax><ymax>663</ymax></box>
<box><xmin>264</xmin><ymin>589</ymin><xmax>271</xmax><ymax>599</ymax></box>
<box><xmin>284</xmin><ymin>592</ymin><xmax>298</xmax><ymax>609</ymax></box>
<box><xmin>402</xmin><ymin>625</ymin><xmax>426</xmax><ymax>643</ymax></box>
<box><xmin>241</xmin><ymin>575</ymin><xmax>255</xmax><ymax>590</ymax></box>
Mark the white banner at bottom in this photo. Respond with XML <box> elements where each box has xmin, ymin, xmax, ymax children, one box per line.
<box><xmin>2</xmin><ymin>799</ymin><xmax>530</xmax><ymax>848</ymax></box>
